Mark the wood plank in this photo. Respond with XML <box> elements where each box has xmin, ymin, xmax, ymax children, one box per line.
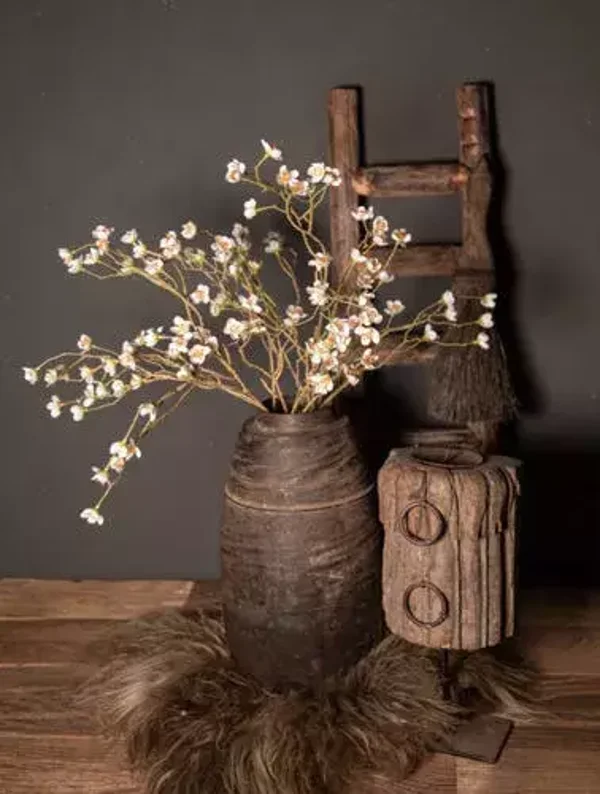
<box><xmin>328</xmin><ymin>87</ymin><xmax>360</xmax><ymax>287</ymax></box>
<box><xmin>519</xmin><ymin>589</ymin><xmax>600</xmax><ymax>629</ymax></box>
<box><xmin>520</xmin><ymin>625</ymin><xmax>600</xmax><ymax>678</ymax></box>
<box><xmin>0</xmin><ymin>619</ymin><xmax>115</xmax><ymax>664</ymax></box>
<box><xmin>0</xmin><ymin>733</ymin><xmax>136</xmax><ymax>793</ymax></box>
<box><xmin>457</xmin><ymin>726</ymin><xmax>600</xmax><ymax>793</ymax></box>
<box><xmin>353</xmin><ymin>164</ymin><xmax>467</xmax><ymax>197</ymax></box>
<box><xmin>372</xmin><ymin>244</ymin><xmax>460</xmax><ymax>277</ymax></box>
<box><xmin>0</xmin><ymin>579</ymin><xmax>220</xmax><ymax>620</ymax></box>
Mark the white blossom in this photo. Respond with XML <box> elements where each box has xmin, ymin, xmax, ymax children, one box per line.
<box><xmin>119</xmin><ymin>342</ymin><xmax>136</xmax><ymax>370</ymax></box>
<box><xmin>445</xmin><ymin>306</ymin><xmax>458</xmax><ymax>322</ymax></box>
<box><xmin>243</xmin><ymin>198</ymin><xmax>257</xmax><ymax>219</ymax></box>
<box><xmin>306</xmin><ymin>280</ymin><xmax>329</xmax><ymax>307</ymax></box>
<box><xmin>238</xmin><ymin>293</ymin><xmax>263</xmax><ymax>314</ymax></box>
<box><xmin>70</xmin><ymin>404</ymin><xmax>85</xmax><ymax>422</ymax></box>
<box><xmin>476</xmin><ymin>331</ymin><xmax>490</xmax><ymax>350</ymax></box>
<box><xmin>177</xmin><ymin>365</ymin><xmax>192</xmax><ymax>380</ymax></box>
<box><xmin>83</xmin><ymin>248</ymin><xmax>99</xmax><ymax>266</ymax></box>
<box><xmin>130</xmin><ymin>373</ymin><xmax>143</xmax><ymax>390</ymax></box>
<box><xmin>478</xmin><ymin>312</ymin><xmax>494</xmax><ymax>329</ymax></box>
<box><xmin>77</xmin><ymin>334</ymin><xmax>92</xmax><ymax>352</ymax></box>
<box><xmin>181</xmin><ymin>221</ymin><xmax>197</xmax><ymax>240</ymax></box>
<box><xmin>359</xmin><ymin>306</ymin><xmax>383</xmax><ymax>326</ymax></box>
<box><xmin>344</xmin><ymin>370</ymin><xmax>360</xmax><ymax>386</ymax></box>
<box><xmin>23</xmin><ymin>367</ymin><xmax>38</xmax><ymax>385</ymax></box>
<box><xmin>261</xmin><ymin>140</ymin><xmax>282</xmax><ymax>160</ymax></box>
<box><xmin>308</xmin><ymin>252</ymin><xmax>331</xmax><ymax>271</ymax></box>
<box><xmin>132</xmin><ymin>241</ymin><xmax>147</xmax><ymax>259</ymax></box>
<box><xmin>139</xmin><ymin>403</ymin><xmax>157</xmax><ymax>422</ymax></box>
<box><xmin>284</xmin><ymin>305</ymin><xmax>308</xmax><ymax>327</ymax></box>
<box><xmin>226</xmin><ymin>159</ymin><xmax>246</xmax><ymax>183</ymax></box>
<box><xmin>91</xmin><ymin>467</ymin><xmax>110</xmax><ymax>486</ymax></box>
<box><xmin>264</xmin><ymin>232</ymin><xmax>284</xmax><ymax>254</ymax></box>
<box><xmin>102</xmin><ymin>357</ymin><xmax>117</xmax><ymax>376</ymax></box>
<box><xmin>136</xmin><ymin>328</ymin><xmax>160</xmax><ymax>347</ymax></box>
<box><xmin>111</xmin><ymin>379</ymin><xmax>126</xmax><ymax>397</ymax></box>
<box><xmin>223</xmin><ymin>317</ymin><xmax>248</xmax><ymax>341</ymax></box>
<box><xmin>82</xmin><ymin>384</ymin><xmax>96</xmax><ymax>408</ymax></box>
<box><xmin>277</xmin><ymin>165</ymin><xmax>299</xmax><ymax>188</ymax></box>
<box><xmin>351</xmin><ymin>206</ymin><xmax>374</xmax><ymax>222</ymax></box>
<box><xmin>442</xmin><ymin>290</ymin><xmax>455</xmax><ymax>307</ymax></box>
<box><xmin>289</xmin><ymin>179</ymin><xmax>309</xmax><ymax>197</ymax></box>
<box><xmin>95</xmin><ymin>383</ymin><xmax>108</xmax><ymax>399</ymax></box>
<box><xmin>323</xmin><ymin>166</ymin><xmax>342</xmax><ymax>186</ymax></box>
<box><xmin>159</xmin><ymin>231</ymin><xmax>181</xmax><ymax>260</ymax></box>
<box><xmin>378</xmin><ymin>270</ymin><xmax>394</xmax><ymax>284</ymax></box>
<box><xmin>350</xmin><ymin>247</ymin><xmax>368</xmax><ymax>265</ymax></box>
<box><xmin>120</xmin><ymin>229</ymin><xmax>138</xmax><ymax>244</ymax></box>
<box><xmin>372</xmin><ymin>215</ymin><xmax>389</xmax><ymax>245</ymax></box>
<box><xmin>355</xmin><ymin>326</ymin><xmax>381</xmax><ymax>346</ymax></box>
<box><xmin>190</xmin><ymin>284</ymin><xmax>211</xmax><ymax>305</ymax></box>
<box><xmin>66</xmin><ymin>256</ymin><xmax>83</xmax><ymax>274</ymax></box>
<box><xmin>108</xmin><ymin>455</ymin><xmax>126</xmax><ymax>473</ymax></box>
<box><xmin>361</xmin><ymin>348</ymin><xmax>379</xmax><ymax>369</ymax></box>
<box><xmin>46</xmin><ymin>395</ymin><xmax>62</xmax><ymax>418</ymax></box>
<box><xmin>211</xmin><ymin>235</ymin><xmax>236</xmax><ymax>264</ymax></box>
<box><xmin>308</xmin><ymin>372</ymin><xmax>334</xmax><ymax>396</ymax></box>
<box><xmin>232</xmin><ymin>223</ymin><xmax>249</xmax><ymax>248</ymax></box>
<box><xmin>168</xmin><ymin>338</ymin><xmax>188</xmax><ymax>358</ymax></box>
<box><xmin>424</xmin><ymin>323</ymin><xmax>438</xmax><ymax>342</ymax></box>
<box><xmin>384</xmin><ymin>299</ymin><xmax>405</xmax><ymax>316</ymax></box>
<box><xmin>481</xmin><ymin>293</ymin><xmax>497</xmax><ymax>309</ymax></box>
<box><xmin>58</xmin><ymin>248</ymin><xmax>72</xmax><ymax>264</ymax></box>
<box><xmin>307</xmin><ymin>162</ymin><xmax>326</xmax><ymax>183</ymax></box>
<box><xmin>42</xmin><ymin>368</ymin><xmax>58</xmax><ymax>386</ymax></box>
<box><xmin>391</xmin><ymin>228</ymin><xmax>412</xmax><ymax>245</ymax></box>
<box><xmin>92</xmin><ymin>225</ymin><xmax>113</xmax><ymax>242</ymax></box>
<box><xmin>80</xmin><ymin>507</ymin><xmax>104</xmax><ymax>526</ymax></box>
<box><xmin>307</xmin><ymin>338</ymin><xmax>339</xmax><ymax>369</ymax></box>
<box><xmin>189</xmin><ymin>344</ymin><xmax>211</xmax><ymax>366</ymax></box>
<box><xmin>210</xmin><ymin>292</ymin><xmax>227</xmax><ymax>316</ymax></box>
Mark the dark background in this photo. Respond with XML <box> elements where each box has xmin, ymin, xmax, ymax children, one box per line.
<box><xmin>1</xmin><ymin>0</ymin><xmax>599</xmax><ymax>582</ymax></box>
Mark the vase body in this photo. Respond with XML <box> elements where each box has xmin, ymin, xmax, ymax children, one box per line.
<box><xmin>221</xmin><ymin>407</ymin><xmax>383</xmax><ymax>690</ymax></box>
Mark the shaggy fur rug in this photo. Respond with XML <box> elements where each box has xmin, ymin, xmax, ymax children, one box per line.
<box><xmin>83</xmin><ymin>608</ymin><xmax>536</xmax><ymax>794</ymax></box>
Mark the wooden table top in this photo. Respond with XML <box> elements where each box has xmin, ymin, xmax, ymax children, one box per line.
<box><xmin>0</xmin><ymin>580</ymin><xmax>599</xmax><ymax>793</ymax></box>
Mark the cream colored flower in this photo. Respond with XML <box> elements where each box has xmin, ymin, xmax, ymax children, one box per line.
<box><xmin>308</xmin><ymin>252</ymin><xmax>331</xmax><ymax>271</ymax></box>
<box><xmin>84</xmin><ymin>248</ymin><xmax>99</xmax><ymax>265</ymax></box>
<box><xmin>226</xmin><ymin>159</ymin><xmax>246</xmax><ymax>183</ymax></box>
<box><xmin>307</xmin><ymin>162</ymin><xmax>326</xmax><ymax>184</ymax></box>
<box><xmin>377</xmin><ymin>270</ymin><xmax>394</xmax><ymax>284</ymax></box>
<box><xmin>91</xmin><ymin>467</ymin><xmax>110</xmax><ymax>486</ymax></box>
<box><xmin>82</xmin><ymin>384</ymin><xmax>96</xmax><ymax>408</ymax></box>
<box><xmin>92</xmin><ymin>225</ymin><xmax>113</xmax><ymax>242</ymax></box>
<box><xmin>352</xmin><ymin>206</ymin><xmax>374</xmax><ymax>221</ymax></box>
<box><xmin>424</xmin><ymin>323</ymin><xmax>438</xmax><ymax>342</ymax></box>
<box><xmin>95</xmin><ymin>383</ymin><xmax>108</xmax><ymax>399</ymax></box>
<box><xmin>261</xmin><ymin>140</ymin><xmax>282</xmax><ymax>160</ymax></box>
<box><xmin>132</xmin><ymin>241</ymin><xmax>147</xmax><ymax>259</ymax></box>
<box><xmin>144</xmin><ymin>256</ymin><xmax>163</xmax><ymax>276</ymax></box>
<box><xmin>442</xmin><ymin>290</ymin><xmax>455</xmax><ymax>307</ymax></box>
<box><xmin>277</xmin><ymin>165</ymin><xmax>299</xmax><ymax>188</ymax></box>
<box><xmin>391</xmin><ymin>228</ymin><xmax>412</xmax><ymax>245</ymax></box>
<box><xmin>476</xmin><ymin>331</ymin><xmax>490</xmax><ymax>350</ymax></box>
<box><xmin>306</xmin><ymin>280</ymin><xmax>329</xmax><ymax>307</ymax></box>
<box><xmin>108</xmin><ymin>455</ymin><xmax>126</xmax><ymax>473</ymax></box>
<box><xmin>110</xmin><ymin>440</ymin><xmax>130</xmax><ymax>459</ymax></box>
<box><xmin>177</xmin><ymin>365</ymin><xmax>192</xmax><ymax>380</ymax></box>
<box><xmin>243</xmin><ymin>198</ymin><xmax>257</xmax><ymax>219</ymax></box>
<box><xmin>308</xmin><ymin>372</ymin><xmax>334</xmax><ymax>396</ymax></box>
<box><xmin>102</xmin><ymin>357</ymin><xmax>117</xmax><ymax>377</ymax></box>
<box><xmin>120</xmin><ymin>229</ymin><xmax>138</xmax><ymax>244</ymax></box>
<box><xmin>238</xmin><ymin>293</ymin><xmax>263</xmax><ymax>314</ymax></box>
<box><xmin>289</xmin><ymin>179</ymin><xmax>309</xmax><ymax>197</ymax></box>
<box><xmin>67</xmin><ymin>256</ymin><xmax>83</xmax><ymax>274</ymax></box>
<box><xmin>190</xmin><ymin>284</ymin><xmax>211</xmax><ymax>305</ymax></box>
<box><xmin>481</xmin><ymin>293</ymin><xmax>497</xmax><ymax>309</ymax></box>
<box><xmin>189</xmin><ymin>344</ymin><xmax>211</xmax><ymax>366</ymax></box>
<box><xmin>223</xmin><ymin>318</ymin><xmax>248</xmax><ymax>341</ymax></box>
<box><xmin>355</xmin><ymin>326</ymin><xmax>381</xmax><ymax>346</ymax></box>
<box><xmin>111</xmin><ymin>379</ymin><xmax>126</xmax><ymax>397</ymax></box>
<box><xmin>264</xmin><ymin>232</ymin><xmax>284</xmax><ymax>254</ymax></box>
<box><xmin>359</xmin><ymin>306</ymin><xmax>383</xmax><ymax>326</ymax></box>
<box><xmin>323</xmin><ymin>166</ymin><xmax>342</xmax><ymax>186</ymax></box>
<box><xmin>23</xmin><ymin>367</ymin><xmax>38</xmax><ymax>385</ymax></box>
<box><xmin>210</xmin><ymin>292</ymin><xmax>227</xmax><ymax>317</ymax></box>
<box><xmin>46</xmin><ymin>395</ymin><xmax>62</xmax><ymax>418</ymax></box>
<box><xmin>284</xmin><ymin>305</ymin><xmax>307</xmax><ymax>326</ymax></box>
<box><xmin>77</xmin><ymin>334</ymin><xmax>92</xmax><ymax>352</ymax></box>
<box><xmin>361</xmin><ymin>348</ymin><xmax>379</xmax><ymax>369</ymax></box>
<box><xmin>478</xmin><ymin>312</ymin><xmax>494</xmax><ymax>329</ymax></box>
<box><xmin>137</xmin><ymin>328</ymin><xmax>160</xmax><ymax>347</ymax></box>
<box><xmin>159</xmin><ymin>231</ymin><xmax>181</xmax><ymax>260</ymax></box>
<box><xmin>80</xmin><ymin>507</ymin><xmax>104</xmax><ymax>526</ymax></box>
<box><xmin>119</xmin><ymin>342</ymin><xmax>136</xmax><ymax>370</ymax></box>
<box><xmin>445</xmin><ymin>306</ymin><xmax>458</xmax><ymax>322</ymax></box>
<box><xmin>181</xmin><ymin>221</ymin><xmax>197</xmax><ymax>240</ymax></box>
<box><xmin>350</xmin><ymin>248</ymin><xmax>368</xmax><ymax>265</ymax></box>
<box><xmin>211</xmin><ymin>235</ymin><xmax>236</xmax><ymax>263</ymax></box>
<box><xmin>42</xmin><ymin>368</ymin><xmax>57</xmax><ymax>386</ymax></box>
<box><xmin>70</xmin><ymin>404</ymin><xmax>85</xmax><ymax>422</ymax></box>
<box><xmin>139</xmin><ymin>403</ymin><xmax>157</xmax><ymax>422</ymax></box>
<box><xmin>130</xmin><ymin>373</ymin><xmax>143</xmax><ymax>390</ymax></box>
<box><xmin>58</xmin><ymin>248</ymin><xmax>72</xmax><ymax>264</ymax></box>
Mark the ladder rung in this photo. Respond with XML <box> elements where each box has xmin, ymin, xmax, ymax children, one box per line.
<box><xmin>378</xmin><ymin>336</ymin><xmax>437</xmax><ymax>366</ymax></box>
<box><xmin>372</xmin><ymin>244</ymin><xmax>460</xmax><ymax>277</ymax></box>
<box><xmin>352</xmin><ymin>163</ymin><xmax>468</xmax><ymax>197</ymax></box>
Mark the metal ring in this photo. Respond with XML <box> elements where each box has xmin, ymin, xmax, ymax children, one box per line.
<box><xmin>403</xmin><ymin>581</ymin><xmax>450</xmax><ymax>628</ymax></box>
<box><xmin>399</xmin><ymin>501</ymin><xmax>446</xmax><ymax>546</ymax></box>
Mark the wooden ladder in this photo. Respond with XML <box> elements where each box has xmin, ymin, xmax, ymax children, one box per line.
<box><xmin>328</xmin><ymin>82</ymin><xmax>495</xmax><ymax>366</ymax></box>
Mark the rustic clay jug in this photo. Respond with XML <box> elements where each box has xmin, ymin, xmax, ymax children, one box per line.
<box><xmin>221</xmin><ymin>406</ymin><xmax>383</xmax><ymax>690</ymax></box>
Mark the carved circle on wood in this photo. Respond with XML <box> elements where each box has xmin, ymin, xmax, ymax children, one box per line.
<box><xmin>403</xmin><ymin>581</ymin><xmax>450</xmax><ymax>628</ymax></box>
<box><xmin>399</xmin><ymin>501</ymin><xmax>446</xmax><ymax>546</ymax></box>
<box><xmin>411</xmin><ymin>445</ymin><xmax>484</xmax><ymax>469</ymax></box>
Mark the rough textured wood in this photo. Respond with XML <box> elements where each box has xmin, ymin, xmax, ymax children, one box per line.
<box><xmin>222</xmin><ymin>408</ymin><xmax>383</xmax><ymax>689</ymax></box>
<box><xmin>328</xmin><ymin>88</ymin><xmax>360</xmax><ymax>287</ymax></box>
<box><xmin>0</xmin><ymin>578</ymin><xmax>219</xmax><ymax>619</ymax></box>
<box><xmin>379</xmin><ymin>448</ymin><xmax>519</xmax><ymax>650</ymax></box>
<box><xmin>371</xmin><ymin>244</ymin><xmax>461</xmax><ymax>277</ymax></box>
<box><xmin>0</xmin><ymin>734</ymin><xmax>136</xmax><ymax>793</ymax></box>
<box><xmin>353</xmin><ymin>163</ymin><xmax>467</xmax><ymax>197</ymax></box>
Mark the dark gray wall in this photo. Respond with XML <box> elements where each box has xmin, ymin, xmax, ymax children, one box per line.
<box><xmin>2</xmin><ymin>0</ymin><xmax>599</xmax><ymax>582</ymax></box>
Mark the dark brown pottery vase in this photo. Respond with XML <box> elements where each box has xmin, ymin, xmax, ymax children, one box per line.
<box><xmin>221</xmin><ymin>406</ymin><xmax>383</xmax><ymax>690</ymax></box>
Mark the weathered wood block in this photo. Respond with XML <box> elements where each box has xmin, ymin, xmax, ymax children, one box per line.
<box><xmin>378</xmin><ymin>447</ymin><xmax>520</xmax><ymax>650</ymax></box>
